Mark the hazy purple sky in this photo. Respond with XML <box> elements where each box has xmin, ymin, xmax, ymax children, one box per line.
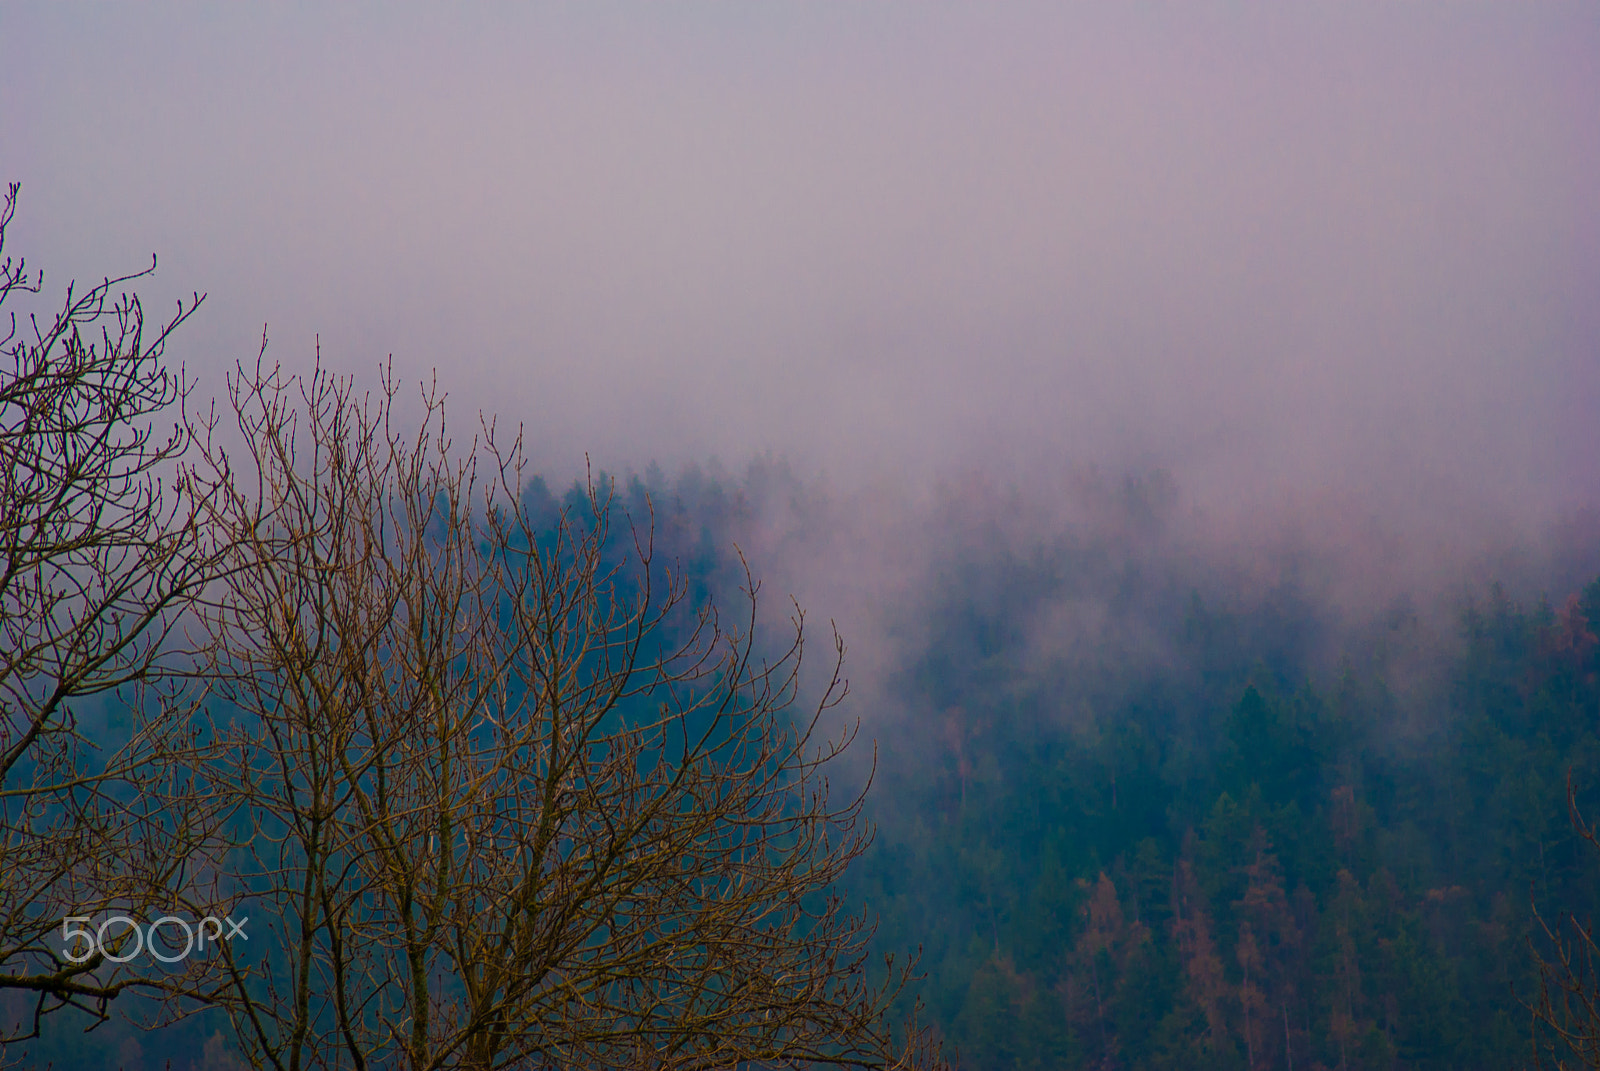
<box><xmin>4</xmin><ymin>3</ymin><xmax>1597</xmax><ymax>517</ymax></box>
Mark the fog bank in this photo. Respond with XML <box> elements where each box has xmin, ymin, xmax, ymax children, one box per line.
<box><xmin>4</xmin><ymin>4</ymin><xmax>1596</xmax><ymax>523</ymax></box>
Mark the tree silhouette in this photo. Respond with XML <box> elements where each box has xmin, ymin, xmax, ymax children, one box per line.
<box><xmin>169</xmin><ymin>354</ymin><xmax>943</xmax><ymax>1071</ymax></box>
<box><xmin>0</xmin><ymin>182</ymin><xmax>227</xmax><ymax>1042</ymax></box>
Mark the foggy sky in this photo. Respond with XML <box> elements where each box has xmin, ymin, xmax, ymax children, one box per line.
<box><xmin>4</xmin><ymin>3</ymin><xmax>1597</xmax><ymax>519</ymax></box>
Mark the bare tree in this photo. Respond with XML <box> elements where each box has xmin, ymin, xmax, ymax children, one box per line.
<box><xmin>178</xmin><ymin>355</ymin><xmax>944</xmax><ymax>1071</ymax></box>
<box><xmin>0</xmin><ymin>183</ymin><xmax>228</xmax><ymax>1042</ymax></box>
<box><xmin>1527</xmin><ymin>775</ymin><xmax>1600</xmax><ymax>1069</ymax></box>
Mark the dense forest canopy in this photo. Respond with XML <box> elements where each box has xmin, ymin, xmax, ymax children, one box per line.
<box><xmin>8</xmin><ymin>438</ymin><xmax>1600</xmax><ymax>1070</ymax></box>
<box><xmin>832</xmin><ymin>474</ymin><xmax>1600</xmax><ymax>1070</ymax></box>
<box><xmin>611</xmin><ymin>461</ymin><xmax>1600</xmax><ymax>1070</ymax></box>
<box><xmin>463</xmin><ymin>461</ymin><xmax>1600</xmax><ymax>1069</ymax></box>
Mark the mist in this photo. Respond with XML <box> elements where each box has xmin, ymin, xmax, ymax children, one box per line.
<box><xmin>7</xmin><ymin>0</ymin><xmax>1598</xmax><ymax>770</ymax></box>
<box><xmin>5</xmin><ymin>4</ymin><xmax>1596</xmax><ymax>517</ymax></box>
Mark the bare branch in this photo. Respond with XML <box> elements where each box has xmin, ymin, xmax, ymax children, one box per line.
<box><xmin>0</xmin><ymin>183</ymin><xmax>232</xmax><ymax>1038</ymax></box>
<box><xmin>182</xmin><ymin>357</ymin><xmax>944</xmax><ymax>1071</ymax></box>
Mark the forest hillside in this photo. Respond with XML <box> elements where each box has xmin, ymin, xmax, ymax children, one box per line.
<box><xmin>632</xmin><ymin>462</ymin><xmax>1600</xmax><ymax>1070</ymax></box>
